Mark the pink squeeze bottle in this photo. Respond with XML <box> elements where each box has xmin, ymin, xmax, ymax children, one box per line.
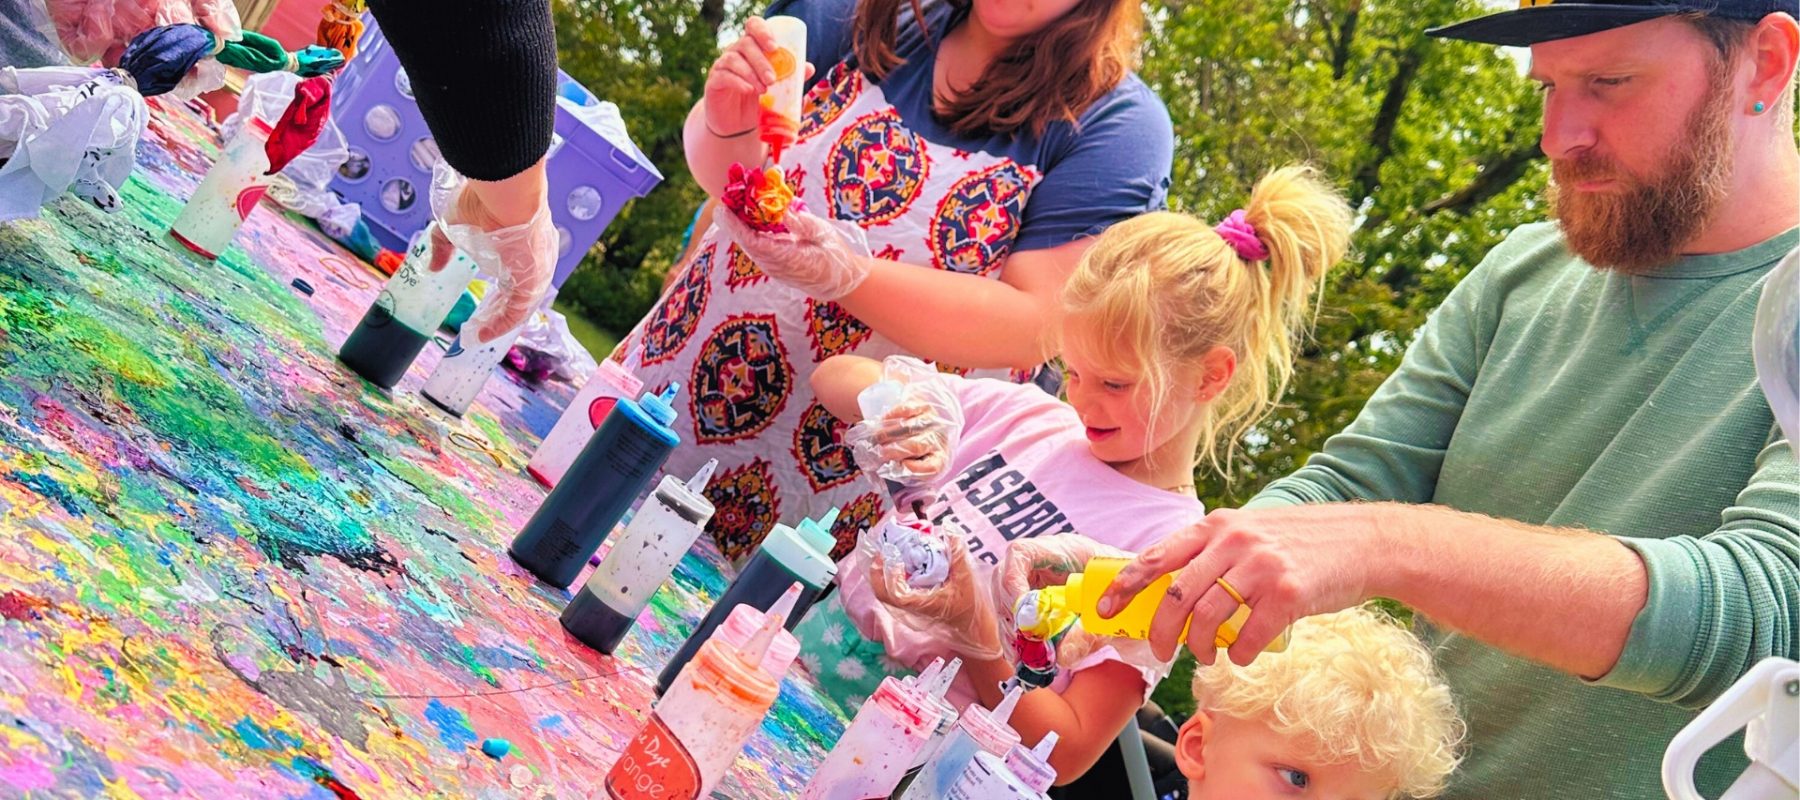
<box><xmin>604</xmin><ymin>584</ymin><xmax>801</xmax><ymax>799</ymax></box>
<box><xmin>801</xmin><ymin>658</ymin><xmax>960</xmax><ymax>799</ymax></box>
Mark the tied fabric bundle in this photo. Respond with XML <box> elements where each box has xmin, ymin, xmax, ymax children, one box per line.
<box><xmin>720</xmin><ymin>161</ymin><xmax>796</xmax><ymax>233</ymax></box>
<box><xmin>315</xmin><ymin>0</ymin><xmax>365</xmax><ymax>59</ymax></box>
<box><xmin>212</xmin><ymin>30</ymin><xmax>343</xmax><ymax>77</ymax></box>
<box><xmin>264</xmin><ymin>75</ymin><xmax>332</xmax><ymax>175</ymax></box>
<box><xmin>117</xmin><ymin>23</ymin><xmax>209</xmax><ymax>96</ymax></box>
<box><xmin>0</xmin><ymin>67</ymin><xmax>148</xmax><ymax>221</ymax></box>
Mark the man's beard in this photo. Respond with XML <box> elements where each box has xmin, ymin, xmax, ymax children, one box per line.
<box><xmin>1549</xmin><ymin>73</ymin><xmax>1735</xmax><ymax>274</ymax></box>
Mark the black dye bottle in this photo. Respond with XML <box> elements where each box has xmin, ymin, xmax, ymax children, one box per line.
<box><xmin>338</xmin><ymin>225</ymin><xmax>477</xmax><ymax>389</ymax></box>
<box><xmin>509</xmin><ymin>384</ymin><xmax>681</xmax><ymax>587</ymax></box>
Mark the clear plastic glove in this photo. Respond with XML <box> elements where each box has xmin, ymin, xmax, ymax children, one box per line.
<box><xmin>844</xmin><ymin>355</ymin><xmax>964</xmax><ymax>493</ymax></box>
<box><xmin>865</xmin><ymin>520</ymin><xmax>1005</xmax><ymax>661</ymax></box>
<box><xmin>426</xmin><ymin>162</ymin><xmax>554</xmax><ymax>343</ymax></box>
<box><xmin>713</xmin><ymin>207</ymin><xmax>872</xmax><ymax>300</ymax></box>
<box><xmin>995</xmin><ymin>533</ymin><xmax>1171</xmax><ymax>675</ymax></box>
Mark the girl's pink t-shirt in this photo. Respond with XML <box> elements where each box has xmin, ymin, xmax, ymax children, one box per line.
<box><xmin>835</xmin><ymin>374</ymin><xmax>1203</xmax><ymax>705</ymax></box>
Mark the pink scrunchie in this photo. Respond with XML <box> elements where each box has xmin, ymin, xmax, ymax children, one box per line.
<box><xmin>1214</xmin><ymin>209</ymin><xmax>1270</xmax><ymax>262</ymax></box>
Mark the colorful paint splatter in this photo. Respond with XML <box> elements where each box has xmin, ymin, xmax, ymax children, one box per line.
<box><xmin>0</xmin><ymin>99</ymin><xmax>845</xmax><ymax>798</ymax></box>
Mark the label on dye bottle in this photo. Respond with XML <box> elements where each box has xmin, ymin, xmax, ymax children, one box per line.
<box><xmin>606</xmin><ymin>714</ymin><xmax>702</xmax><ymax>800</ymax></box>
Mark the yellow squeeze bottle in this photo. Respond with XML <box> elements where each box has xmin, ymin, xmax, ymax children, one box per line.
<box><xmin>1028</xmin><ymin>558</ymin><xmax>1288</xmax><ymax>652</ymax></box>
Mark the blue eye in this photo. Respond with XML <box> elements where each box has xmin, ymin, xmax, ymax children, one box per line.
<box><xmin>1278</xmin><ymin>767</ymin><xmax>1309</xmax><ymax>789</ymax></box>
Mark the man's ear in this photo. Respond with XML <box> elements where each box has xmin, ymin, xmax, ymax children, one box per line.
<box><xmin>1175</xmin><ymin>711</ymin><xmax>1213</xmax><ymax>782</ymax></box>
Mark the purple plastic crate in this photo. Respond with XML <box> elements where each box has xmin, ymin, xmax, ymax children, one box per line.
<box><xmin>329</xmin><ymin>16</ymin><xmax>661</xmax><ymax>288</ymax></box>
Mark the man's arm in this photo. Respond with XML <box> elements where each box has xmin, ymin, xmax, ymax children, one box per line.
<box><xmin>1589</xmin><ymin>428</ymin><xmax>1799</xmax><ymax>708</ymax></box>
<box><xmin>1107</xmin><ymin>435</ymin><xmax>1797</xmax><ymax>705</ymax></box>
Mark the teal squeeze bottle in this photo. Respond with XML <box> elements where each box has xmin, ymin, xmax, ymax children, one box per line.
<box><xmin>509</xmin><ymin>384</ymin><xmax>683</xmax><ymax>587</ymax></box>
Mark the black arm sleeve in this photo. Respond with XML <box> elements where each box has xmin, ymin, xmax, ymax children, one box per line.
<box><xmin>364</xmin><ymin>0</ymin><xmax>556</xmax><ymax>181</ymax></box>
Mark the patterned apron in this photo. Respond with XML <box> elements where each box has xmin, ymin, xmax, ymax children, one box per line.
<box><xmin>616</xmin><ymin>61</ymin><xmax>1043</xmax><ymax>563</ymax></box>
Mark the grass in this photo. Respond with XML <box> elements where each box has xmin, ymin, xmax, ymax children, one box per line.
<box><xmin>554</xmin><ymin>299</ymin><xmax>620</xmax><ymax>362</ymax></box>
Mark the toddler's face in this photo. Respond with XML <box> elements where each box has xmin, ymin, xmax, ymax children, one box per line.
<box><xmin>1179</xmin><ymin>712</ymin><xmax>1394</xmax><ymax>800</ymax></box>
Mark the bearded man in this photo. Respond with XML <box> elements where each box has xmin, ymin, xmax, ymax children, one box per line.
<box><xmin>1089</xmin><ymin>1</ymin><xmax>1800</xmax><ymax>796</ymax></box>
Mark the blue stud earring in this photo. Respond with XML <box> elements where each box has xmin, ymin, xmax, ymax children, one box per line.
<box><xmin>1754</xmin><ymin>101</ymin><xmax>1767</xmax><ymax>114</ymax></box>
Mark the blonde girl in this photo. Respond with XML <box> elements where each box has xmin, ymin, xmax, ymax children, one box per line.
<box><xmin>797</xmin><ymin>165</ymin><xmax>1356</xmax><ymax>782</ymax></box>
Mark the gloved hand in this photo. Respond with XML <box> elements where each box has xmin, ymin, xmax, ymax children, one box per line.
<box><xmin>426</xmin><ymin>162</ymin><xmax>555</xmax><ymax>343</ymax></box>
<box><xmin>995</xmin><ymin>533</ymin><xmax>1171</xmax><ymax>674</ymax></box>
<box><xmin>844</xmin><ymin>355</ymin><xmax>963</xmax><ymax>494</ymax></box>
<box><xmin>865</xmin><ymin>521</ymin><xmax>1005</xmax><ymax>661</ymax></box>
<box><xmin>713</xmin><ymin>207</ymin><xmax>872</xmax><ymax>300</ymax></box>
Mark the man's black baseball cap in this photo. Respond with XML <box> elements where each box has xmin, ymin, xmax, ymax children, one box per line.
<box><xmin>1428</xmin><ymin>0</ymin><xmax>1800</xmax><ymax>47</ymax></box>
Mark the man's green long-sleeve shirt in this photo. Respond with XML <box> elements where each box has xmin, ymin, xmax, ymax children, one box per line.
<box><xmin>1249</xmin><ymin>223</ymin><xmax>1799</xmax><ymax>798</ymax></box>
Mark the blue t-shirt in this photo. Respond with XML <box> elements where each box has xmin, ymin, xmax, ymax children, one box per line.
<box><xmin>763</xmin><ymin>0</ymin><xmax>1173</xmax><ymax>252</ymax></box>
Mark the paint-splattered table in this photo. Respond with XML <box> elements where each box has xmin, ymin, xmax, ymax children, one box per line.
<box><xmin>0</xmin><ymin>97</ymin><xmax>848</xmax><ymax>798</ymax></box>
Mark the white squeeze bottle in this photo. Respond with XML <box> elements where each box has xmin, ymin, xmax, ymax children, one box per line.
<box><xmin>802</xmin><ymin>657</ymin><xmax>959</xmax><ymax>799</ymax></box>
<box><xmin>419</xmin><ymin>289</ymin><xmax>538</xmax><ymax>416</ymax></box>
<box><xmin>561</xmin><ymin>460</ymin><xmax>718</xmax><ymax>654</ymax></box>
<box><xmin>528</xmin><ymin>345</ymin><xmax>646</xmax><ymax>487</ymax></box>
<box><xmin>604</xmin><ymin>583</ymin><xmax>801</xmax><ymax>799</ymax></box>
<box><xmin>170</xmin><ymin>117</ymin><xmax>274</xmax><ymax>259</ymax></box>
<box><xmin>900</xmin><ymin>680</ymin><xmax>1024</xmax><ymax>800</ymax></box>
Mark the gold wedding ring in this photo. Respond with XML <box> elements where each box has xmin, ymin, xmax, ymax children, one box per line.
<box><xmin>1215</xmin><ymin>577</ymin><xmax>1247</xmax><ymax>606</ymax></box>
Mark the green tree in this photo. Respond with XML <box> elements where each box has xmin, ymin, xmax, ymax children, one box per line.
<box><xmin>551</xmin><ymin>0</ymin><xmax>741</xmax><ymax>336</ymax></box>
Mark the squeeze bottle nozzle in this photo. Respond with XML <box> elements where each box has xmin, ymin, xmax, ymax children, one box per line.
<box><xmin>687</xmin><ymin>459</ymin><xmax>718</xmax><ymax>493</ymax></box>
<box><xmin>991</xmin><ymin>679</ymin><xmax>1024</xmax><ymax>726</ymax></box>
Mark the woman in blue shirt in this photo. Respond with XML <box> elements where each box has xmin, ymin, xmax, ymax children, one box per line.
<box><xmin>616</xmin><ymin>0</ymin><xmax>1175</xmax><ymax>562</ymax></box>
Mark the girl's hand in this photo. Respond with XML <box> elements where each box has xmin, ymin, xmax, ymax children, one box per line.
<box><xmin>843</xmin><ymin>356</ymin><xmax>964</xmax><ymax>490</ymax></box>
<box><xmin>867</xmin><ymin>530</ymin><xmax>1005</xmax><ymax>660</ymax></box>
<box><xmin>702</xmin><ymin>17</ymin><xmax>811</xmax><ymax>137</ymax></box>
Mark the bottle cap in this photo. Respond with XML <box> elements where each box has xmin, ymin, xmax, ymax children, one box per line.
<box><xmin>638</xmin><ymin>382</ymin><xmax>681</xmax><ymax>427</ymax></box>
<box><xmin>923</xmin><ymin>657</ymin><xmax>962</xmax><ymax>700</ymax></box>
<box><xmin>956</xmin><ymin>680</ymin><xmax>1024</xmax><ymax>756</ymax></box>
<box><xmin>686</xmin><ymin>459</ymin><xmax>718</xmax><ymax>493</ymax></box>
<box><xmin>1005</xmin><ymin>732</ymin><xmax>1060</xmax><ymax>792</ymax></box>
<box><xmin>793</xmin><ymin>507</ymin><xmax>839</xmax><ymax>556</ymax></box>
<box><xmin>759</xmin><ymin>523</ymin><xmax>838</xmax><ymax>590</ymax></box>
<box><xmin>991</xmin><ymin>679</ymin><xmax>1023</xmax><ymax>726</ymax></box>
<box><xmin>716</xmin><ymin>602</ymin><xmax>801</xmax><ymax>676</ymax></box>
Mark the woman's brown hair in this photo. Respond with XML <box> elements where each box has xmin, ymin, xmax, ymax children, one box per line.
<box><xmin>852</xmin><ymin>0</ymin><xmax>1142</xmax><ymax>138</ymax></box>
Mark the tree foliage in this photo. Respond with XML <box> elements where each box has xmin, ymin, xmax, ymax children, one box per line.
<box><xmin>1146</xmin><ymin>0</ymin><xmax>1549</xmax><ymax>509</ymax></box>
<box><xmin>551</xmin><ymin>0</ymin><xmax>741</xmax><ymax>335</ymax></box>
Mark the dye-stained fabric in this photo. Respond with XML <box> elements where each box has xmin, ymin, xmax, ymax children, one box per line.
<box><xmin>263</xmin><ymin>74</ymin><xmax>331</xmax><ymax>174</ymax></box>
<box><xmin>316</xmin><ymin>0</ymin><xmax>365</xmax><ymax>59</ymax></box>
<box><xmin>616</xmin><ymin>0</ymin><xmax>1174</xmax><ymax>563</ymax></box>
<box><xmin>117</xmin><ymin>23</ymin><xmax>210</xmax><ymax>97</ymax></box>
<box><xmin>0</xmin><ymin>68</ymin><xmax>146</xmax><ymax>221</ymax></box>
<box><xmin>212</xmin><ymin>29</ymin><xmax>291</xmax><ymax>74</ymax></box>
<box><xmin>0</xmin><ymin>96</ymin><xmax>846</xmax><ymax>798</ymax></box>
